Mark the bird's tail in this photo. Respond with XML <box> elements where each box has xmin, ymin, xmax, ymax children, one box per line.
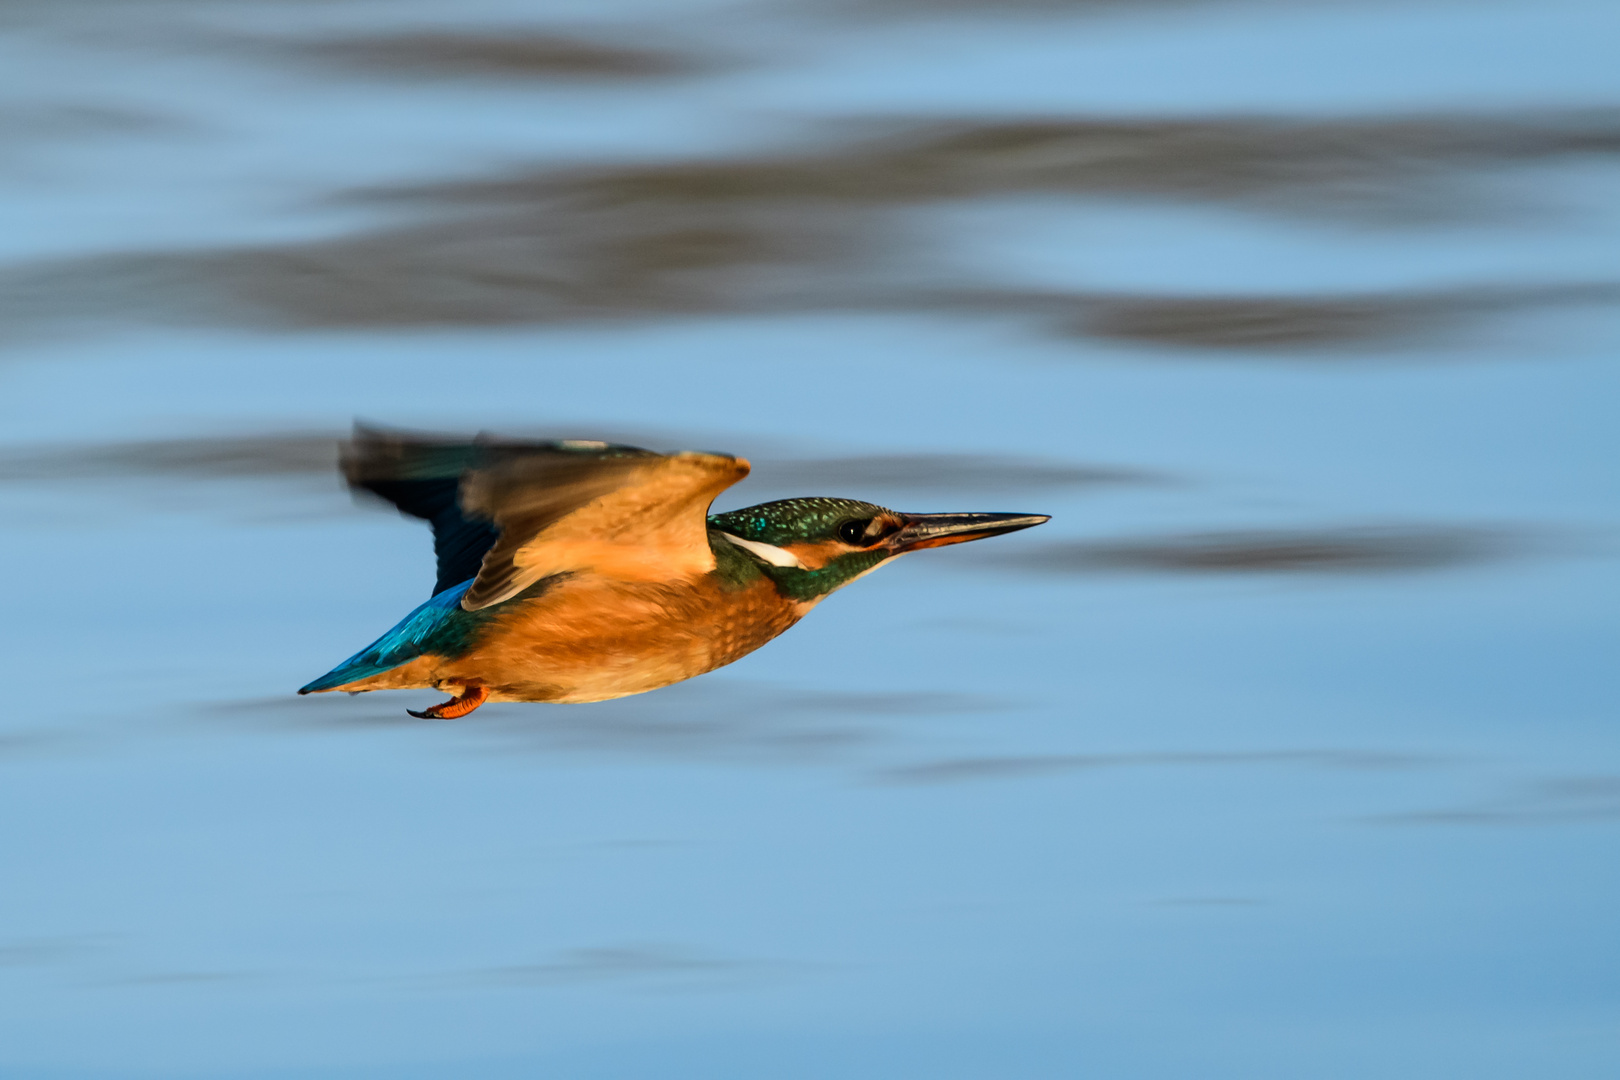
<box><xmin>298</xmin><ymin>579</ymin><xmax>474</xmax><ymax>694</ymax></box>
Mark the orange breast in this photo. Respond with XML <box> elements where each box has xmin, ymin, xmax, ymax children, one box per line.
<box><xmin>434</xmin><ymin>573</ymin><xmax>805</xmax><ymax>703</ymax></box>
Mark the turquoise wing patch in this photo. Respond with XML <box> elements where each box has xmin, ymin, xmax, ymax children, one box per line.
<box><xmin>298</xmin><ymin>579</ymin><xmax>475</xmax><ymax>694</ymax></box>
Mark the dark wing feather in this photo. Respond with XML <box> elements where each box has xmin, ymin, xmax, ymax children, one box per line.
<box><xmin>341</xmin><ymin>426</ymin><xmax>659</xmax><ymax>598</ymax></box>
<box><xmin>353</xmin><ymin>476</ymin><xmax>498</xmax><ymax>596</ymax></box>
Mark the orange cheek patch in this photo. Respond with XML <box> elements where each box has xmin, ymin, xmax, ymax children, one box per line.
<box><xmin>781</xmin><ymin>541</ymin><xmax>847</xmax><ymax>570</ymax></box>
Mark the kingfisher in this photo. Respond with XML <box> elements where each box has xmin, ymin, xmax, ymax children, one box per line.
<box><xmin>299</xmin><ymin>427</ymin><xmax>1049</xmax><ymax>719</ymax></box>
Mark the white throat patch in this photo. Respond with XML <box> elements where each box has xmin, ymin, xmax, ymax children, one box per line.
<box><xmin>719</xmin><ymin>532</ymin><xmax>807</xmax><ymax>569</ymax></box>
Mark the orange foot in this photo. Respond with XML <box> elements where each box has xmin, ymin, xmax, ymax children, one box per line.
<box><xmin>407</xmin><ymin>685</ymin><xmax>489</xmax><ymax>720</ymax></box>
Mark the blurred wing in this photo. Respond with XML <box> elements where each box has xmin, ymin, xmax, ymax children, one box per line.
<box><xmin>345</xmin><ymin>426</ymin><xmax>658</xmax><ymax>597</ymax></box>
<box><xmin>341</xmin><ymin>426</ymin><xmax>750</xmax><ymax>611</ymax></box>
<box><xmin>345</xmin><ymin>428</ymin><xmax>507</xmax><ymax>596</ymax></box>
<box><xmin>460</xmin><ymin>448</ymin><xmax>750</xmax><ymax>610</ymax></box>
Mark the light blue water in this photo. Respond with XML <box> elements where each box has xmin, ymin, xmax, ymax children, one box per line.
<box><xmin>1</xmin><ymin>1</ymin><xmax>1618</xmax><ymax>1076</ymax></box>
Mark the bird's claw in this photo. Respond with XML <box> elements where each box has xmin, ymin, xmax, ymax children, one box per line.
<box><xmin>407</xmin><ymin>685</ymin><xmax>489</xmax><ymax>720</ymax></box>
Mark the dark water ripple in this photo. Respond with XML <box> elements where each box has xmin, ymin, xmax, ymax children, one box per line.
<box><xmin>5</xmin><ymin>112</ymin><xmax>1618</xmax><ymax>345</ymax></box>
<box><xmin>997</xmin><ymin>527</ymin><xmax>1523</xmax><ymax>574</ymax></box>
<box><xmin>0</xmin><ymin>432</ymin><xmax>1148</xmax><ymax>496</ymax></box>
<box><xmin>880</xmin><ymin>748</ymin><xmax>1443</xmax><ymax>785</ymax></box>
<box><xmin>1373</xmin><ymin>776</ymin><xmax>1620</xmax><ymax>826</ymax></box>
<box><xmin>1038</xmin><ymin>284</ymin><xmax>1620</xmax><ymax>351</ymax></box>
<box><xmin>291</xmin><ymin>30</ymin><xmax>722</xmax><ymax>82</ymax></box>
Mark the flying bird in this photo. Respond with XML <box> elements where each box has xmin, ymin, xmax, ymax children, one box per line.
<box><xmin>300</xmin><ymin>428</ymin><xmax>1049</xmax><ymax>718</ymax></box>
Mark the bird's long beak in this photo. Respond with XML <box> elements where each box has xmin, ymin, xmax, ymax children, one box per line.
<box><xmin>889</xmin><ymin>512</ymin><xmax>1051</xmax><ymax>552</ymax></box>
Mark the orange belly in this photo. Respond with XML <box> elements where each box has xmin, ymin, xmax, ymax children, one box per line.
<box><xmin>350</xmin><ymin>573</ymin><xmax>807</xmax><ymax>704</ymax></box>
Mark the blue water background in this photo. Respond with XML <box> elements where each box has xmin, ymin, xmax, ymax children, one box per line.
<box><xmin>1</xmin><ymin>0</ymin><xmax>1618</xmax><ymax>1076</ymax></box>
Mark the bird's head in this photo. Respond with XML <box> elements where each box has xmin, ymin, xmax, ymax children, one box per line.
<box><xmin>708</xmin><ymin>497</ymin><xmax>1049</xmax><ymax>602</ymax></box>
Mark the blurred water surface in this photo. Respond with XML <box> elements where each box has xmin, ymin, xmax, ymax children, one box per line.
<box><xmin>2</xmin><ymin>0</ymin><xmax>1618</xmax><ymax>1077</ymax></box>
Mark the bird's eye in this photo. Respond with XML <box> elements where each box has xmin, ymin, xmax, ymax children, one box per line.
<box><xmin>838</xmin><ymin>519</ymin><xmax>873</xmax><ymax>545</ymax></box>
